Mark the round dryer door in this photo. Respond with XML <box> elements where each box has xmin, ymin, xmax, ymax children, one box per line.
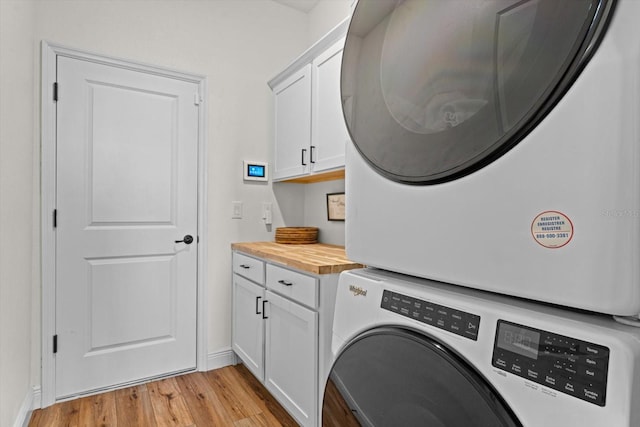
<box><xmin>322</xmin><ymin>327</ymin><xmax>521</xmax><ymax>427</ymax></box>
<box><xmin>342</xmin><ymin>0</ymin><xmax>613</xmax><ymax>184</ymax></box>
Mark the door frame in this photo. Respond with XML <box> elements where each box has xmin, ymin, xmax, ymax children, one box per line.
<box><xmin>40</xmin><ymin>41</ymin><xmax>208</xmax><ymax>408</ymax></box>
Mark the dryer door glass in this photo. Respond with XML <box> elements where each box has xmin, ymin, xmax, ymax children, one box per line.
<box><xmin>342</xmin><ymin>0</ymin><xmax>612</xmax><ymax>183</ymax></box>
<box><xmin>322</xmin><ymin>327</ymin><xmax>521</xmax><ymax>427</ymax></box>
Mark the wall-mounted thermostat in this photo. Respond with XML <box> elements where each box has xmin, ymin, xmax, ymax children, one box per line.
<box><xmin>243</xmin><ymin>161</ymin><xmax>268</xmax><ymax>182</ymax></box>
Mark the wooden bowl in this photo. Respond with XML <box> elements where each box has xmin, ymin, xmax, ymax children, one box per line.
<box><xmin>275</xmin><ymin>227</ymin><xmax>319</xmax><ymax>244</ymax></box>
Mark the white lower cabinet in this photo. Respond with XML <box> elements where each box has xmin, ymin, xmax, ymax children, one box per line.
<box><xmin>232</xmin><ymin>251</ymin><xmax>339</xmax><ymax>427</ymax></box>
<box><xmin>264</xmin><ymin>290</ymin><xmax>318</xmax><ymax>426</ymax></box>
<box><xmin>231</xmin><ymin>274</ymin><xmax>265</xmax><ymax>382</ymax></box>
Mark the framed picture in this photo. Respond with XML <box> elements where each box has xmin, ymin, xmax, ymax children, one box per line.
<box><xmin>327</xmin><ymin>192</ymin><xmax>346</xmax><ymax>221</ymax></box>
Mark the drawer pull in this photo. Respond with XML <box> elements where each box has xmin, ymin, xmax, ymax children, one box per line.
<box><xmin>278</xmin><ymin>280</ymin><xmax>293</xmax><ymax>286</ymax></box>
<box><xmin>239</xmin><ymin>264</ymin><xmax>250</xmax><ymax>269</ymax></box>
<box><xmin>262</xmin><ymin>300</ymin><xmax>269</xmax><ymax>319</ymax></box>
<box><xmin>255</xmin><ymin>296</ymin><xmax>262</xmax><ymax>315</ymax></box>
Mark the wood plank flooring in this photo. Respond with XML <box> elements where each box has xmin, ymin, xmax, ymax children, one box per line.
<box><xmin>29</xmin><ymin>365</ymin><xmax>299</xmax><ymax>427</ymax></box>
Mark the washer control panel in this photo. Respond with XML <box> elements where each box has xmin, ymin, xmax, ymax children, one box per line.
<box><xmin>381</xmin><ymin>290</ymin><xmax>480</xmax><ymax>340</ymax></box>
<box><xmin>492</xmin><ymin>320</ymin><xmax>609</xmax><ymax>406</ymax></box>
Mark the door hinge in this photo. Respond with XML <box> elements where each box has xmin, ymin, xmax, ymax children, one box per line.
<box><xmin>53</xmin><ymin>335</ymin><xmax>58</xmax><ymax>354</ymax></box>
<box><xmin>53</xmin><ymin>82</ymin><xmax>58</xmax><ymax>102</ymax></box>
<box><xmin>53</xmin><ymin>209</ymin><xmax>57</xmax><ymax>228</ymax></box>
<box><xmin>194</xmin><ymin>93</ymin><xmax>202</xmax><ymax>106</ymax></box>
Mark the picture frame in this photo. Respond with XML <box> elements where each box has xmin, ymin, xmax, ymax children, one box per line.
<box><xmin>327</xmin><ymin>192</ymin><xmax>346</xmax><ymax>221</ymax></box>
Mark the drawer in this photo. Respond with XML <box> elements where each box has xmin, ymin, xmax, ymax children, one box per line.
<box><xmin>266</xmin><ymin>263</ymin><xmax>318</xmax><ymax>308</ymax></box>
<box><xmin>233</xmin><ymin>252</ymin><xmax>265</xmax><ymax>284</ymax></box>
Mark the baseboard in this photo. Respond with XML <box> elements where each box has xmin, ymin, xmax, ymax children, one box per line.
<box><xmin>13</xmin><ymin>385</ymin><xmax>40</xmax><ymax>427</ymax></box>
<box><xmin>32</xmin><ymin>386</ymin><xmax>42</xmax><ymax>410</ymax></box>
<box><xmin>206</xmin><ymin>348</ymin><xmax>238</xmax><ymax>371</ymax></box>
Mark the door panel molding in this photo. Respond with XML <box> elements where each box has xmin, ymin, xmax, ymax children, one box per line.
<box><xmin>40</xmin><ymin>41</ymin><xmax>208</xmax><ymax>408</ymax></box>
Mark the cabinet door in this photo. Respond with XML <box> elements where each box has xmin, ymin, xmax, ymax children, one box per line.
<box><xmin>273</xmin><ymin>64</ymin><xmax>312</xmax><ymax>180</ymax></box>
<box><xmin>265</xmin><ymin>290</ymin><xmax>319</xmax><ymax>427</ymax></box>
<box><xmin>311</xmin><ymin>38</ymin><xmax>349</xmax><ymax>173</ymax></box>
<box><xmin>232</xmin><ymin>274</ymin><xmax>265</xmax><ymax>382</ymax></box>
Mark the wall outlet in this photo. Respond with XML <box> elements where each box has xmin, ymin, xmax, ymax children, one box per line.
<box><xmin>262</xmin><ymin>202</ymin><xmax>273</xmax><ymax>225</ymax></box>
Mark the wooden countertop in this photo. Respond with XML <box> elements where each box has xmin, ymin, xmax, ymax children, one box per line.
<box><xmin>231</xmin><ymin>242</ymin><xmax>364</xmax><ymax>275</ymax></box>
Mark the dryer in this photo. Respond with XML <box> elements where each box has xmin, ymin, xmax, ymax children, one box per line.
<box><xmin>342</xmin><ymin>0</ymin><xmax>640</xmax><ymax>315</ymax></box>
<box><xmin>321</xmin><ymin>269</ymin><xmax>640</xmax><ymax>426</ymax></box>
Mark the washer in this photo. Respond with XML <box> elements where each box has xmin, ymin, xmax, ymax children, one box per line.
<box><xmin>342</xmin><ymin>0</ymin><xmax>640</xmax><ymax>315</ymax></box>
<box><xmin>321</xmin><ymin>269</ymin><xmax>640</xmax><ymax>426</ymax></box>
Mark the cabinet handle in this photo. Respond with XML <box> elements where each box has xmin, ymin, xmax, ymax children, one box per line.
<box><xmin>301</xmin><ymin>148</ymin><xmax>307</xmax><ymax>166</ymax></box>
<box><xmin>278</xmin><ymin>279</ymin><xmax>293</xmax><ymax>286</ymax></box>
<box><xmin>262</xmin><ymin>300</ymin><xmax>268</xmax><ymax>319</ymax></box>
<box><xmin>256</xmin><ymin>296</ymin><xmax>262</xmax><ymax>315</ymax></box>
<box><xmin>239</xmin><ymin>264</ymin><xmax>250</xmax><ymax>269</ymax></box>
<box><xmin>310</xmin><ymin>145</ymin><xmax>316</xmax><ymax>164</ymax></box>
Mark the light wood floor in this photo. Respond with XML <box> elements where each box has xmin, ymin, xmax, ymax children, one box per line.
<box><xmin>28</xmin><ymin>364</ymin><xmax>299</xmax><ymax>427</ymax></box>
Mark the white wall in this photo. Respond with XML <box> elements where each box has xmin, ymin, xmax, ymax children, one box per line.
<box><xmin>308</xmin><ymin>0</ymin><xmax>352</xmax><ymax>45</ymax></box>
<box><xmin>0</xmin><ymin>1</ymin><xmax>37</xmax><ymax>425</ymax></box>
<box><xmin>304</xmin><ymin>179</ymin><xmax>346</xmax><ymax>245</ymax></box>
<box><xmin>275</xmin><ymin>179</ymin><xmax>346</xmax><ymax>246</ymax></box>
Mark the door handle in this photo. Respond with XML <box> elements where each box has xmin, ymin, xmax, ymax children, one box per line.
<box><xmin>301</xmin><ymin>148</ymin><xmax>307</xmax><ymax>166</ymax></box>
<box><xmin>256</xmin><ymin>296</ymin><xmax>262</xmax><ymax>315</ymax></box>
<box><xmin>262</xmin><ymin>300</ymin><xmax>268</xmax><ymax>319</ymax></box>
<box><xmin>310</xmin><ymin>145</ymin><xmax>316</xmax><ymax>164</ymax></box>
<box><xmin>175</xmin><ymin>235</ymin><xmax>194</xmax><ymax>244</ymax></box>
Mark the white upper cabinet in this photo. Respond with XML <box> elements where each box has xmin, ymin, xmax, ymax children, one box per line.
<box><xmin>269</xmin><ymin>18</ymin><xmax>351</xmax><ymax>182</ymax></box>
<box><xmin>273</xmin><ymin>65</ymin><xmax>312</xmax><ymax>180</ymax></box>
<box><xmin>311</xmin><ymin>38</ymin><xmax>349</xmax><ymax>173</ymax></box>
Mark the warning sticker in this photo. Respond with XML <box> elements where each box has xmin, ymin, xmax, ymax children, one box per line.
<box><xmin>531</xmin><ymin>211</ymin><xmax>573</xmax><ymax>248</ymax></box>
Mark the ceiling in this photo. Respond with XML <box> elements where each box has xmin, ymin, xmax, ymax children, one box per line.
<box><xmin>272</xmin><ymin>0</ymin><xmax>320</xmax><ymax>13</ymax></box>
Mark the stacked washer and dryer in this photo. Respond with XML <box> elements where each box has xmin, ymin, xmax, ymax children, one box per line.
<box><xmin>321</xmin><ymin>0</ymin><xmax>640</xmax><ymax>426</ymax></box>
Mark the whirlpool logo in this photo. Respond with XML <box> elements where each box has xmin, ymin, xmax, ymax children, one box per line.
<box><xmin>349</xmin><ymin>285</ymin><xmax>367</xmax><ymax>297</ymax></box>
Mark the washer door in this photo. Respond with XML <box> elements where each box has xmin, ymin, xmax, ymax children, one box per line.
<box><xmin>342</xmin><ymin>0</ymin><xmax>613</xmax><ymax>184</ymax></box>
<box><xmin>322</xmin><ymin>328</ymin><xmax>521</xmax><ymax>427</ymax></box>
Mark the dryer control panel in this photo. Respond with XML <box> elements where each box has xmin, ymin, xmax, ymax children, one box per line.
<box><xmin>492</xmin><ymin>320</ymin><xmax>609</xmax><ymax>406</ymax></box>
<box><xmin>381</xmin><ymin>290</ymin><xmax>480</xmax><ymax>340</ymax></box>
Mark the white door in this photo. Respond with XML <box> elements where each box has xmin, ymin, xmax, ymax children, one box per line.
<box><xmin>55</xmin><ymin>55</ymin><xmax>199</xmax><ymax>398</ymax></box>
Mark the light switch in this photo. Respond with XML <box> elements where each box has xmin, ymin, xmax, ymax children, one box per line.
<box><xmin>232</xmin><ymin>201</ymin><xmax>243</xmax><ymax>219</ymax></box>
